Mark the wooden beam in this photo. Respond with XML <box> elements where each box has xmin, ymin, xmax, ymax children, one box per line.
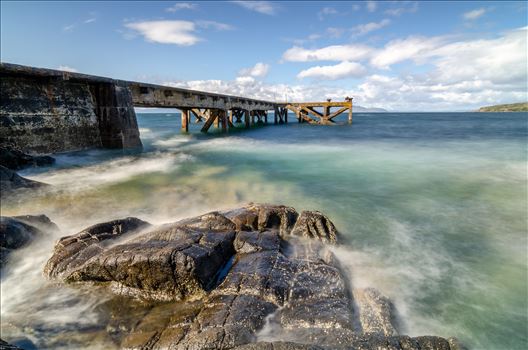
<box><xmin>201</xmin><ymin>109</ymin><xmax>217</xmax><ymax>133</ymax></box>
<box><xmin>327</xmin><ymin>106</ymin><xmax>349</xmax><ymax>120</ymax></box>
<box><xmin>181</xmin><ymin>108</ymin><xmax>189</xmax><ymax>132</ymax></box>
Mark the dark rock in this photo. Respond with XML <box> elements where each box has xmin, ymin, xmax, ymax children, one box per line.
<box><xmin>290</xmin><ymin>210</ymin><xmax>339</xmax><ymax>243</ymax></box>
<box><xmin>43</xmin><ymin>204</ymin><xmax>457</xmax><ymax>350</ymax></box>
<box><xmin>0</xmin><ymin>215</ymin><xmax>56</xmax><ymax>267</ymax></box>
<box><xmin>0</xmin><ymin>165</ymin><xmax>47</xmax><ymax>194</ymax></box>
<box><xmin>43</xmin><ymin>217</ymin><xmax>151</xmax><ymax>279</ymax></box>
<box><xmin>0</xmin><ymin>146</ymin><xmax>55</xmax><ymax>170</ymax></box>
<box><xmin>0</xmin><ymin>338</ymin><xmax>24</xmax><ymax>350</ymax></box>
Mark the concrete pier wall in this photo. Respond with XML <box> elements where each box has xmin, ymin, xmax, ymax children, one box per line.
<box><xmin>0</xmin><ymin>63</ymin><xmax>142</xmax><ymax>154</ymax></box>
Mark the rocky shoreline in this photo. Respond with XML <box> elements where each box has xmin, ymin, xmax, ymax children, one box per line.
<box><xmin>1</xmin><ymin>204</ymin><xmax>464</xmax><ymax>349</ymax></box>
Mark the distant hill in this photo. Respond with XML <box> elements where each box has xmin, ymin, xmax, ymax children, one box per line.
<box><xmin>478</xmin><ymin>102</ymin><xmax>528</xmax><ymax>112</ymax></box>
<box><xmin>353</xmin><ymin>105</ymin><xmax>387</xmax><ymax>112</ymax></box>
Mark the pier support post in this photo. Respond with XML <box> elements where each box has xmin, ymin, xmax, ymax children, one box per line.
<box><xmin>221</xmin><ymin>109</ymin><xmax>228</xmax><ymax>132</ymax></box>
<box><xmin>274</xmin><ymin>107</ymin><xmax>279</xmax><ymax>124</ymax></box>
<box><xmin>347</xmin><ymin>97</ymin><xmax>353</xmax><ymax>124</ymax></box>
<box><xmin>244</xmin><ymin>110</ymin><xmax>250</xmax><ymax>129</ymax></box>
<box><xmin>181</xmin><ymin>108</ymin><xmax>190</xmax><ymax>132</ymax></box>
<box><xmin>264</xmin><ymin>111</ymin><xmax>268</xmax><ymax>124</ymax></box>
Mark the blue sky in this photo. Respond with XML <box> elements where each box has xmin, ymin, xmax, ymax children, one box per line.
<box><xmin>1</xmin><ymin>1</ymin><xmax>527</xmax><ymax>111</ymax></box>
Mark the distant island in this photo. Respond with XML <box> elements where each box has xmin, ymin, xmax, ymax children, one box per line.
<box><xmin>478</xmin><ymin>102</ymin><xmax>528</xmax><ymax>112</ymax></box>
<box><xmin>354</xmin><ymin>105</ymin><xmax>387</xmax><ymax>112</ymax></box>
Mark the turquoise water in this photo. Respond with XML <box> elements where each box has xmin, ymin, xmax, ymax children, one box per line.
<box><xmin>1</xmin><ymin>112</ymin><xmax>527</xmax><ymax>349</ymax></box>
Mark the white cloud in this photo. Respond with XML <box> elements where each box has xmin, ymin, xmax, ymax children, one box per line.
<box><xmin>370</xmin><ymin>35</ymin><xmax>446</xmax><ymax>68</ymax></box>
<box><xmin>165</xmin><ymin>3</ymin><xmax>197</xmax><ymax>12</ymax></box>
<box><xmin>326</xmin><ymin>27</ymin><xmax>345</xmax><ymax>38</ymax></box>
<box><xmin>58</xmin><ymin>65</ymin><xmax>78</xmax><ymax>73</ymax></box>
<box><xmin>163</xmin><ymin>79</ymin><xmax>357</xmax><ymax>103</ymax></box>
<box><xmin>195</xmin><ymin>20</ymin><xmax>234</xmax><ymax>31</ymax></box>
<box><xmin>366</xmin><ymin>1</ymin><xmax>377</xmax><ymax>13</ymax></box>
<box><xmin>63</xmin><ymin>24</ymin><xmax>75</xmax><ymax>32</ymax></box>
<box><xmin>84</xmin><ymin>18</ymin><xmax>96</xmax><ymax>24</ymax></box>
<box><xmin>231</xmin><ymin>1</ymin><xmax>277</xmax><ymax>15</ymax></box>
<box><xmin>297</xmin><ymin>61</ymin><xmax>367</xmax><ymax>80</ymax></box>
<box><xmin>318</xmin><ymin>7</ymin><xmax>338</xmax><ymax>20</ymax></box>
<box><xmin>385</xmin><ymin>2</ymin><xmax>419</xmax><ymax>16</ymax></box>
<box><xmin>463</xmin><ymin>8</ymin><xmax>486</xmax><ymax>20</ymax></box>
<box><xmin>282</xmin><ymin>44</ymin><xmax>374</xmax><ymax>62</ymax></box>
<box><xmin>352</xmin><ymin>19</ymin><xmax>391</xmax><ymax>37</ymax></box>
<box><xmin>239</xmin><ymin>62</ymin><xmax>270</xmax><ymax>78</ymax></box>
<box><xmin>125</xmin><ymin>20</ymin><xmax>201</xmax><ymax>46</ymax></box>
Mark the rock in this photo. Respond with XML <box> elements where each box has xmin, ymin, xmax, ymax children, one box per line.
<box><xmin>0</xmin><ymin>165</ymin><xmax>47</xmax><ymax>194</ymax></box>
<box><xmin>0</xmin><ymin>146</ymin><xmax>55</xmax><ymax>170</ymax></box>
<box><xmin>0</xmin><ymin>338</ymin><xmax>24</xmax><ymax>350</ymax></box>
<box><xmin>353</xmin><ymin>288</ymin><xmax>397</xmax><ymax>336</ymax></box>
<box><xmin>43</xmin><ymin>217</ymin><xmax>151</xmax><ymax>279</ymax></box>
<box><xmin>290</xmin><ymin>210</ymin><xmax>338</xmax><ymax>243</ymax></box>
<box><xmin>43</xmin><ymin>204</ymin><xmax>458</xmax><ymax>350</ymax></box>
<box><xmin>0</xmin><ymin>215</ymin><xmax>56</xmax><ymax>267</ymax></box>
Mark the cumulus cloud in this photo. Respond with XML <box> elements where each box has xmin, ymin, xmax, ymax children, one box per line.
<box><xmin>463</xmin><ymin>8</ymin><xmax>486</xmax><ymax>20</ymax></box>
<box><xmin>231</xmin><ymin>1</ymin><xmax>277</xmax><ymax>15</ymax></box>
<box><xmin>351</xmin><ymin>19</ymin><xmax>391</xmax><ymax>37</ymax></box>
<box><xmin>165</xmin><ymin>2</ymin><xmax>197</xmax><ymax>12</ymax></box>
<box><xmin>282</xmin><ymin>44</ymin><xmax>373</xmax><ymax>62</ymax></box>
<box><xmin>239</xmin><ymin>62</ymin><xmax>270</xmax><ymax>78</ymax></box>
<box><xmin>163</xmin><ymin>79</ymin><xmax>356</xmax><ymax>103</ymax></box>
<box><xmin>297</xmin><ymin>61</ymin><xmax>367</xmax><ymax>80</ymax></box>
<box><xmin>125</xmin><ymin>20</ymin><xmax>203</xmax><ymax>46</ymax></box>
<box><xmin>58</xmin><ymin>65</ymin><xmax>78</xmax><ymax>73</ymax></box>
<box><xmin>370</xmin><ymin>35</ymin><xmax>447</xmax><ymax>68</ymax></box>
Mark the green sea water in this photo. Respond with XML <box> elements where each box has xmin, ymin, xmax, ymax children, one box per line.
<box><xmin>1</xmin><ymin>112</ymin><xmax>526</xmax><ymax>349</ymax></box>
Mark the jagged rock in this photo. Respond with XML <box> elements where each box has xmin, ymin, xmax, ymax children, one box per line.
<box><xmin>353</xmin><ymin>288</ymin><xmax>397</xmax><ymax>336</ymax></box>
<box><xmin>0</xmin><ymin>146</ymin><xmax>55</xmax><ymax>170</ymax></box>
<box><xmin>0</xmin><ymin>215</ymin><xmax>56</xmax><ymax>267</ymax></box>
<box><xmin>290</xmin><ymin>210</ymin><xmax>338</xmax><ymax>243</ymax></box>
<box><xmin>44</xmin><ymin>217</ymin><xmax>151</xmax><ymax>279</ymax></box>
<box><xmin>44</xmin><ymin>204</ymin><xmax>458</xmax><ymax>350</ymax></box>
<box><xmin>0</xmin><ymin>165</ymin><xmax>47</xmax><ymax>194</ymax></box>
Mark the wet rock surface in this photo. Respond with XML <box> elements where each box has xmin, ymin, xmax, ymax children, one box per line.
<box><xmin>43</xmin><ymin>204</ymin><xmax>460</xmax><ymax>349</ymax></box>
<box><xmin>0</xmin><ymin>165</ymin><xmax>47</xmax><ymax>195</ymax></box>
<box><xmin>0</xmin><ymin>214</ymin><xmax>57</xmax><ymax>267</ymax></box>
<box><xmin>0</xmin><ymin>146</ymin><xmax>55</xmax><ymax>171</ymax></box>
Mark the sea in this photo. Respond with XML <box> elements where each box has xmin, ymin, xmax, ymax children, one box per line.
<box><xmin>1</xmin><ymin>112</ymin><xmax>527</xmax><ymax>349</ymax></box>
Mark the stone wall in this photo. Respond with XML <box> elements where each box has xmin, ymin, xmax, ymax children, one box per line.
<box><xmin>0</xmin><ymin>65</ymin><xmax>142</xmax><ymax>154</ymax></box>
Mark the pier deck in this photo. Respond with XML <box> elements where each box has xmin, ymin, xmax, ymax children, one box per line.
<box><xmin>1</xmin><ymin>62</ymin><xmax>353</xmax><ymax>153</ymax></box>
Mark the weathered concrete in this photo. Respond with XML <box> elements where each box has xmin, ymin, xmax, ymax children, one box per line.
<box><xmin>1</xmin><ymin>62</ymin><xmax>355</xmax><ymax>153</ymax></box>
<box><xmin>0</xmin><ymin>63</ymin><xmax>142</xmax><ymax>153</ymax></box>
<box><xmin>0</xmin><ymin>63</ymin><xmax>280</xmax><ymax>153</ymax></box>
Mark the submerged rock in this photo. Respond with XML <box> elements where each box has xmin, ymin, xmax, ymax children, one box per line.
<box><xmin>0</xmin><ymin>214</ymin><xmax>57</xmax><ymax>267</ymax></box>
<box><xmin>0</xmin><ymin>165</ymin><xmax>47</xmax><ymax>195</ymax></box>
<box><xmin>44</xmin><ymin>204</ymin><xmax>459</xmax><ymax>349</ymax></box>
<box><xmin>0</xmin><ymin>146</ymin><xmax>55</xmax><ymax>171</ymax></box>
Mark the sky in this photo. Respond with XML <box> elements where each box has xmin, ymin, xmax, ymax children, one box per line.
<box><xmin>1</xmin><ymin>1</ymin><xmax>527</xmax><ymax>111</ymax></box>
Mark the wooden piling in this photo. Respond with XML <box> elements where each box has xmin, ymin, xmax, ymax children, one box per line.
<box><xmin>181</xmin><ymin>108</ymin><xmax>189</xmax><ymax>132</ymax></box>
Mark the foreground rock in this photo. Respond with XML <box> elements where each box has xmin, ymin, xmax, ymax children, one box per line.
<box><xmin>44</xmin><ymin>204</ymin><xmax>461</xmax><ymax>350</ymax></box>
<box><xmin>0</xmin><ymin>165</ymin><xmax>47</xmax><ymax>195</ymax></box>
<box><xmin>1</xmin><ymin>214</ymin><xmax>58</xmax><ymax>267</ymax></box>
<box><xmin>0</xmin><ymin>146</ymin><xmax>55</xmax><ymax>171</ymax></box>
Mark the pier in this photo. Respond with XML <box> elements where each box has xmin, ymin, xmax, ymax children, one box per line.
<box><xmin>0</xmin><ymin>63</ymin><xmax>353</xmax><ymax>154</ymax></box>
